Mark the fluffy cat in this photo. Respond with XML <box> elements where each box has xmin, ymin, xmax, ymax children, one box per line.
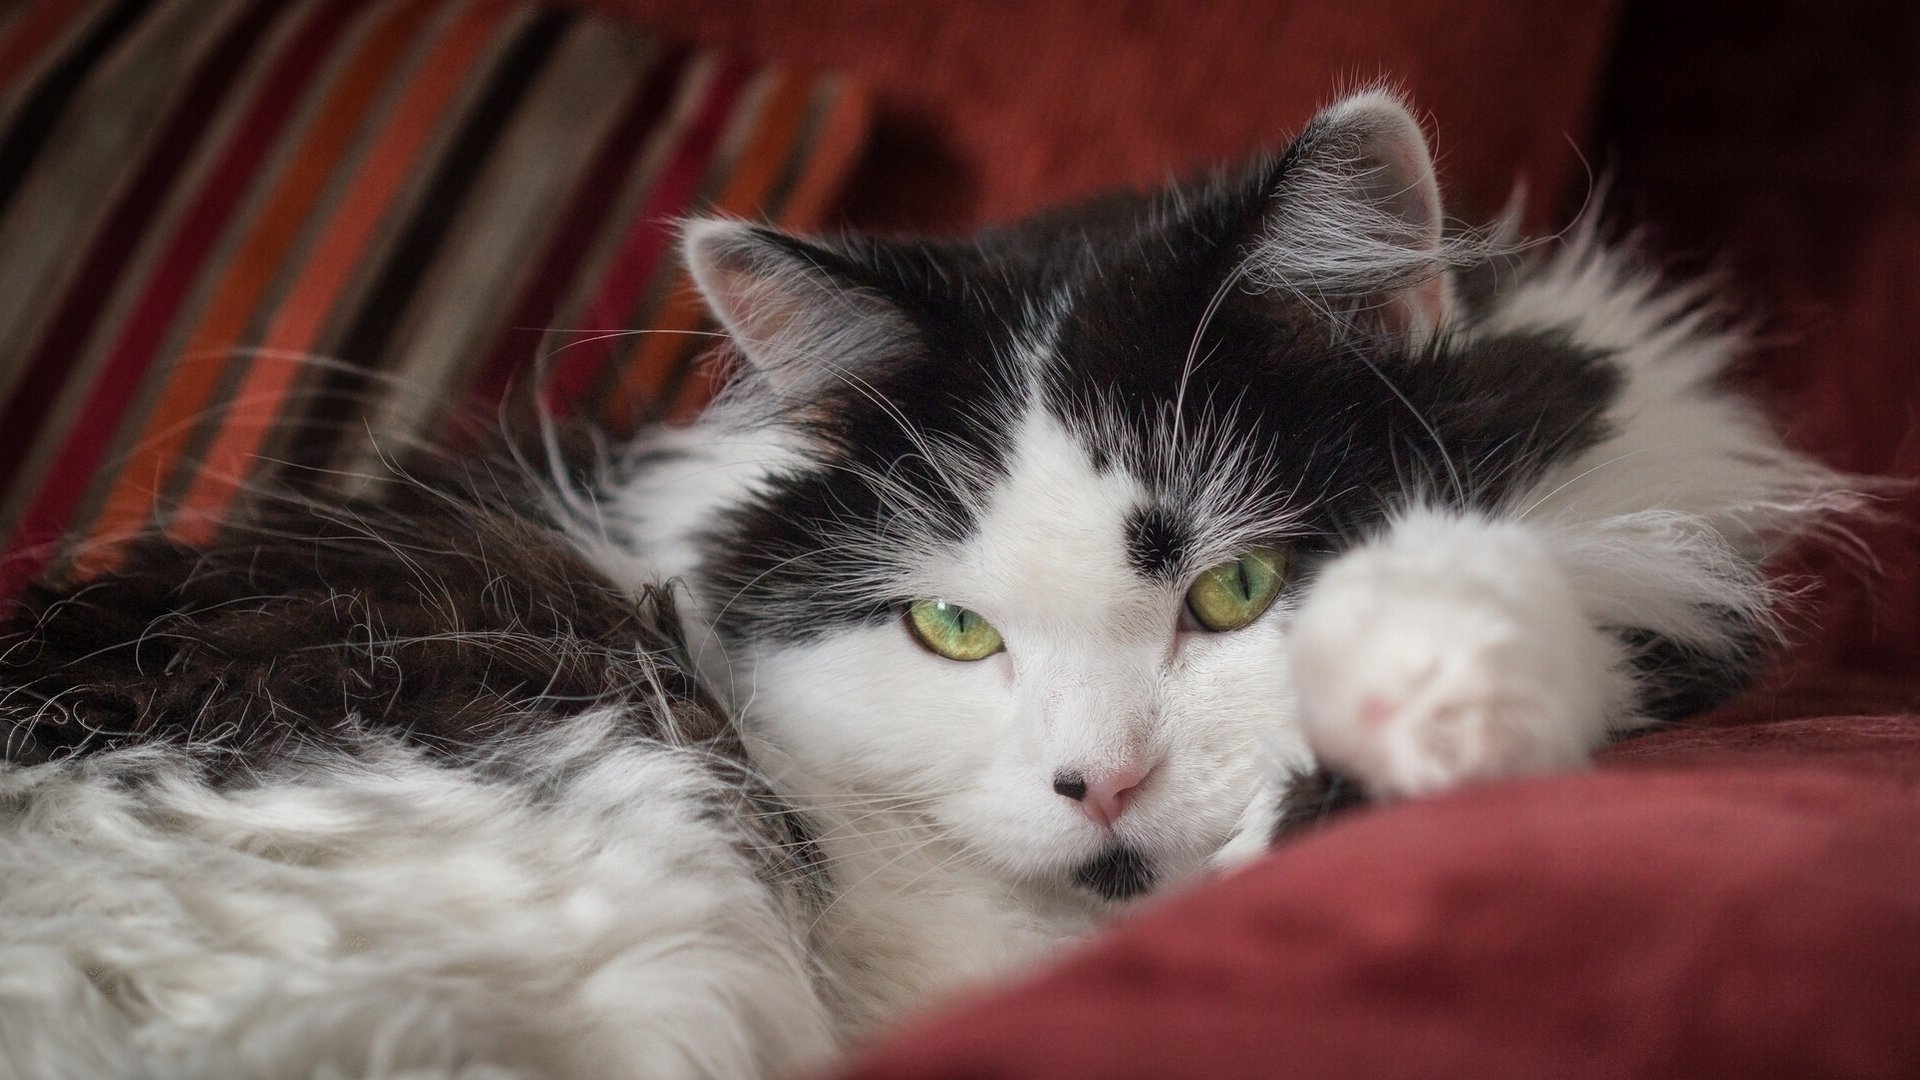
<box><xmin>0</xmin><ymin>91</ymin><xmax>1857</xmax><ymax>1078</ymax></box>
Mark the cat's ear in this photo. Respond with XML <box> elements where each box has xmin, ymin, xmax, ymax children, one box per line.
<box><xmin>681</xmin><ymin>219</ymin><xmax>913</xmax><ymax>399</ymax></box>
<box><xmin>1244</xmin><ymin>90</ymin><xmax>1457</xmax><ymax>341</ymax></box>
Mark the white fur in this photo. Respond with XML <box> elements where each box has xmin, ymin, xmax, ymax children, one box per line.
<box><xmin>1247</xmin><ymin>88</ymin><xmax>1474</xmax><ymax>338</ymax></box>
<box><xmin>1290</xmin><ymin>509</ymin><xmax>1630</xmax><ymax>796</ymax></box>
<box><xmin>624</xmin><ymin>406</ymin><xmax>1293</xmax><ymax>1028</ymax></box>
<box><xmin>0</xmin><ymin>716</ymin><xmax>835</xmax><ymax>1080</ymax></box>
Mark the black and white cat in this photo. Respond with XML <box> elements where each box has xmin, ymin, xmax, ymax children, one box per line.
<box><xmin>0</xmin><ymin>91</ymin><xmax>1856</xmax><ymax>1078</ymax></box>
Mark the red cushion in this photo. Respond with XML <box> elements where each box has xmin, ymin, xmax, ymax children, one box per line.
<box><xmin>833</xmin><ymin>717</ymin><xmax>1920</xmax><ymax>1079</ymax></box>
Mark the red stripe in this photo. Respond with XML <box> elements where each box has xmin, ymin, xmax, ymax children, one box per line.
<box><xmin>542</xmin><ymin>59</ymin><xmax>752</xmax><ymax>412</ymax></box>
<box><xmin>0</xmin><ymin>0</ymin><xmax>364</xmax><ymax>594</ymax></box>
<box><xmin>465</xmin><ymin>45</ymin><xmax>691</xmax><ymax>405</ymax></box>
<box><xmin>0</xmin><ymin>0</ymin><xmax>285</xmax><ymax>506</ymax></box>
<box><xmin>0</xmin><ymin>0</ymin><xmax>284</xmax><ymax>514</ymax></box>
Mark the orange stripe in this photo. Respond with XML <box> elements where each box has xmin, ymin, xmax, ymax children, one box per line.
<box><xmin>600</xmin><ymin>70</ymin><xmax>815</xmax><ymax>427</ymax></box>
<box><xmin>0</xmin><ymin>0</ymin><xmax>87</xmax><ymax>104</ymax></box>
<box><xmin>171</xmin><ymin>0</ymin><xmax>514</xmax><ymax>543</ymax></box>
<box><xmin>82</xmin><ymin>0</ymin><xmax>437</xmax><ymax>558</ymax></box>
<box><xmin>666</xmin><ymin>82</ymin><xmax>871</xmax><ymax>421</ymax></box>
<box><xmin>707</xmin><ymin>71</ymin><xmax>820</xmax><ymax>217</ymax></box>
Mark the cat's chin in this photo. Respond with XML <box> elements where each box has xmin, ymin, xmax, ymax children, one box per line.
<box><xmin>946</xmin><ymin>828</ymin><xmax>1200</xmax><ymax>908</ymax></box>
<box><xmin>1031</xmin><ymin>813</ymin><xmax>1245</xmax><ymax>904</ymax></box>
<box><xmin>1069</xmin><ymin>843</ymin><xmax>1157</xmax><ymax>902</ymax></box>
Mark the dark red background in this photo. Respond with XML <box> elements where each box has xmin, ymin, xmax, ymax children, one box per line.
<box><xmin>581</xmin><ymin>0</ymin><xmax>1618</xmax><ymax>232</ymax></box>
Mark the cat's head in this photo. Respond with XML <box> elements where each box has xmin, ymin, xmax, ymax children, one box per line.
<box><xmin>675</xmin><ymin>92</ymin><xmax>1592</xmax><ymax>901</ymax></box>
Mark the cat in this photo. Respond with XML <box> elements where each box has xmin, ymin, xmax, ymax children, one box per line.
<box><xmin>0</xmin><ymin>90</ymin><xmax>1858</xmax><ymax>1079</ymax></box>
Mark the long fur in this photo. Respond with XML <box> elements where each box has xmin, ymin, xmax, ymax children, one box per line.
<box><xmin>1</xmin><ymin>452</ymin><xmax>838</xmax><ymax>1078</ymax></box>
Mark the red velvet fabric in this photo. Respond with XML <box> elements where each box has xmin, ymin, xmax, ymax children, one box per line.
<box><xmin>834</xmin><ymin>720</ymin><xmax>1920</xmax><ymax>1079</ymax></box>
<box><xmin>574</xmin><ymin>0</ymin><xmax>1621</xmax><ymax>231</ymax></box>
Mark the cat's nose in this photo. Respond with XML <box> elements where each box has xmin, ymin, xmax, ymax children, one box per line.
<box><xmin>1052</xmin><ymin>766</ymin><xmax>1152</xmax><ymax>829</ymax></box>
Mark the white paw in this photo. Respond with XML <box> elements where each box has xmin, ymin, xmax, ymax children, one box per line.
<box><xmin>1286</xmin><ymin>512</ymin><xmax>1627</xmax><ymax>799</ymax></box>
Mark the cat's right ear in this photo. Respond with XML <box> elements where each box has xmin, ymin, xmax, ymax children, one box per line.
<box><xmin>1241</xmin><ymin>90</ymin><xmax>1459</xmax><ymax>342</ymax></box>
<box><xmin>681</xmin><ymin>219</ymin><xmax>913</xmax><ymax>400</ymax></box>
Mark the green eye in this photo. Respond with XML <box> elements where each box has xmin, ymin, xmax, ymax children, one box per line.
<box><xmin>905</xmin><ymin>600</ymin><xmax>1005</xmax><ymax>661</ymax></box>
<box><xmin>1186</xmin><ymin>548</ymin><xmax>1287</xmax><ymax>632</ymax></box>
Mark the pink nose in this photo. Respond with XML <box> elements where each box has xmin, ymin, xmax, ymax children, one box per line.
<box><xmin>1052</xmin><ymin>766</ymin><xmax>1152</xmax><ymax>828</ymax></box>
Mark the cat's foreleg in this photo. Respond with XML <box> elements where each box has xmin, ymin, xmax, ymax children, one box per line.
<box><xmin>1286</xmin><ymin>507</ymin><xmax>1647</xmax><ymax>799</ymax></box>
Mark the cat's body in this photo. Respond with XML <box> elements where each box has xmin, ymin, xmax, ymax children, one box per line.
<box><xmin>0</xmin><ymin>92</ymin><xmax>1858</xmax><ymax>1078</ymax></box>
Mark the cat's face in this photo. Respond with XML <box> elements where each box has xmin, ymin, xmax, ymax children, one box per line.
<box><xmin>678</xmin><ymin>92</ymin><xmax>1611</xmax><ymax>900</ymax></box>
<box><xmin>728</xmin><ymin>400</ymin><xmax>1306</xmax><ymax>899</ymax></box>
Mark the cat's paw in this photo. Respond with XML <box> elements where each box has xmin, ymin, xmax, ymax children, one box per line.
<box><xmin>1286</xmin><ymin>512</ymin><xmax>1626</xmax><ymax>799</ymax></box>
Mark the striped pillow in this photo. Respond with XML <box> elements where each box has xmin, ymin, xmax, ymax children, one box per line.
<box><xmin>0</xmin><ymin>0</ymin><xmax>868</xmax><ymax>594</ymax></box>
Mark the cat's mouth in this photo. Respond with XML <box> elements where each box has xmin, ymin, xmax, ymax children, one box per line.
<box><xmin>1070</xmin><ymin>844</ymin><xmax>1156</xmax><ymax>901</ymax></box>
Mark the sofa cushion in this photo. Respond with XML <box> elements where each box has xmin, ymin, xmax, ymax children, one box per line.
<box><xmin>833</xmin><ymin>716</ymin><xmax>1920</xmax><ymax>1080</ymax></box>
<box><xmin>0</xmin><ymin>0</ymin><xmax>867</xmax><ymax>594</ymax></box>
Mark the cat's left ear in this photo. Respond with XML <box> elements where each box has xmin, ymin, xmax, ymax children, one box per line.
<box><xmin>1243</xmin><ymin>90</ymin><xmax>1457</xmax><ymax>341</ymax></box>
<box><xmin>682</xmin><ymin>219</ymin><xmax>914</xmax><ymax>400</ymax></box>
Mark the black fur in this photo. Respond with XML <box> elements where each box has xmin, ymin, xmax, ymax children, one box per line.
<box><xmin>2</xmin><ymin>459</ymin><xmax>695</xmax><ymax>769</ymax></box>
<box><xmin>1125</xmin><ymin>504</ymin><xmax>1190</xmax><ymax>581</ymax></box>
<box><xmin>0</xmin><ymin>444</ymin><xmax>822</xmax><ymax>890</ymax></box>
<box><xmin>1072</xmin><ymin>844</ymin><xmax>1156</xmax><ymax>901</ymax></box>
<box><xmin>686</xmin><ymin>158</ymin><xmax>1765</xmax><ymax>777</ymax></box>
<box><xmin>1267</xmin><ymin>765</ymin><xmax>1371</xmax><ymax>843</ymax></box>
<box><xmin>1623</xmin><ymin>624</ymin><xmax>1767</xmax><ymax>723</ymax></box>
